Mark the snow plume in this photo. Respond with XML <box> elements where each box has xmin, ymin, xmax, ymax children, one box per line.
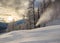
<box><xmin>36</xmin><ymin>7</ymin><xmax>55</xmax><ymax>26</ymax></box>
<box><xmin>36</xmin><ymin>0</ymin><xmax>60</xmax><ymax>26</ymax></box>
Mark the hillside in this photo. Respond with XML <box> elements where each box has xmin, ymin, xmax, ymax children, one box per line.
<box><xmin>0</xmin><ymin>25</ymin><xmax>60</xmax><ymax>43</ymax></box>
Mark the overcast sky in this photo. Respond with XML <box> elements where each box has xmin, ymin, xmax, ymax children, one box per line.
<box><xmin>35</xmin><ymin>0</ymin><xmax>43</xmax><ymax>7</ymax></box>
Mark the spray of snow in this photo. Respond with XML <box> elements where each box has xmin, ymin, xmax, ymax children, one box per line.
<box><xmin>36</xmin><ymin>0</ymin><xmax>60</xmax><ymax>26</ymax></box>
<box><xmin>36</xmin><ymin>7</ymin><xmax>55</xmax><ymax>26</ymax></box>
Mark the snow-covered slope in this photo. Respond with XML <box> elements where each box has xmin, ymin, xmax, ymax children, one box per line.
<box><xmin>0</xmin><ymin>25</ymin><xmax>60</xmax><ymax>43</ymax></box>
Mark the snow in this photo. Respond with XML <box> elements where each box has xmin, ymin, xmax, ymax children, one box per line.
<box><xmin>0</xmin><ymin>25</ymin><xmax>60</xmax><ymax>43</ymax></box>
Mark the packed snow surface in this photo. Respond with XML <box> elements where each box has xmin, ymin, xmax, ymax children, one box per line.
<box><xmin>0</xmin><ymin>25</ymin><xmax>60</xmax><ymax>43</ymax></box>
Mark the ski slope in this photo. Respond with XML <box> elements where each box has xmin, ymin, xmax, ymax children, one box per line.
<box><xmin>0</xmin><ymin>25</ymin><xmax>60</xmax><ymax>43</ymax></box>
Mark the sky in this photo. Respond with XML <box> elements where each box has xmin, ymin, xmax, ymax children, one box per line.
<box><xmin>34</xmin><ymin>0</ymin><xmax>43</xmax><ymax>7</ymax></box>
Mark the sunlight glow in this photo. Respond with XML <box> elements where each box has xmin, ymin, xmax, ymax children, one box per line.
<box><xmin>7</xmin><ymin>16</ymin><xmax>13</xmax><ymax>22</ymax></box>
